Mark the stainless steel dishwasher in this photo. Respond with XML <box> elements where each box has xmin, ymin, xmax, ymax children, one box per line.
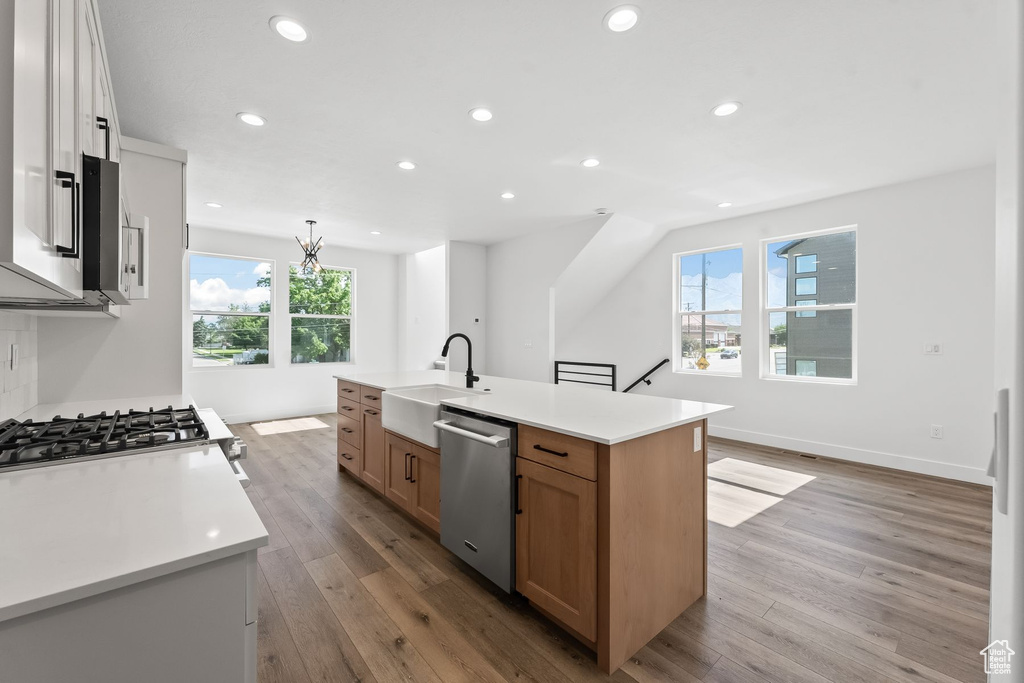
<box><xmin>434</xmin><ymin>406</ymin><xmax>517</xmax><ymax>593</ymax></box>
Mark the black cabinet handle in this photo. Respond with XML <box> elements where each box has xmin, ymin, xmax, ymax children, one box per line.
<box><xmin>340</xmin><ymin>452</ymin><xmax>354</xmax><ymax>461</ymax></box>
<box><xmin>409</xmin><ymin>454</ymin><xmax>416</xmax><ymax>483</ymax></box>
<box><xmin>515</xmin><ymin>474</ymin><xmax>523</xmax><ymax>514</ymax></box>
<box><xmin>97</xmin><ymin>117</ymin><xmax>110</xmax><ymax>160</ymax></box>
<box><xmin>533</xmin><ymin>444</ymin><xmax>569</xmax><ymax>458</ymax></box>
<box><xmin>404</xmin><ymin>453</ymin><xmax>411</xmax><ymax>481</ymax></box>
<box><xmin>364</xmin><ymin>409</ymin><xmax>379</xmax><ymax>416</ymax></box>
<box><xmin>340</xmin><ymin>388</ymin><xmax>354</xmax><ymax>393</ymax></box>
<box><xmin>341</xmin><ymin>427</ymin><xmax>353</xmax><ymax>434</ymax></box>
<box><xmin>54</xmin><ymin>171</ymin><xmax>79</xmax><ymax>259</ymax></box>
<box><xmin>341</xmin><ymin>405</ymin><xmax>354</xmax><ymax>411</ymax></box>
<box><xmin>364</xmin><ymin>395</ymin><xmax>379</xmax><ymax>402</ymax></box>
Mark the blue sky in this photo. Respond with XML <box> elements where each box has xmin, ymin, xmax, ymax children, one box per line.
<box><xmin>189</xmin><ymin>255</ymin><xmax>271</xmax><ymax>311</ymax></box>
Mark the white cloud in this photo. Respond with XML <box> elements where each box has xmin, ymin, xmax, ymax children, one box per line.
<box><xmin>252</xmin><ymin>262</ymin><xmax>271</xmax><ymax>277</ymax></box>
<box><xmin>190</xmin><ymin>278</ymin><xmax>270</xmax><ymax>311</ymax></box>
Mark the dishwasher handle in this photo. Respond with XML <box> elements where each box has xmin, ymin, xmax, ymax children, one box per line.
<box><xmin>433</xmin><ymin>420</ymin><xmax>510</xmax><ymax>448</ymax></box>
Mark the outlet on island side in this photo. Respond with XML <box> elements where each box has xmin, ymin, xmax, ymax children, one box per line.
<box><xmin>930</xmin><ymin>424</ymin><xmax>943</xmax><ymax>439</ymax></box>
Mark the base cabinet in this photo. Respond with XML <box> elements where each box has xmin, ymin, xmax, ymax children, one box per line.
<box><xmin>515</xmin><ymin>456</ymin><xmax>597</xmax><ymax>641</ymax></box>
<box><xmin>360</xmin><ymin>406</ymin><xmax>385</xmax><ymax>493</ymax></box>
<box><xmin>384</xmin><ymin>431</ymin><xmax>415</xmax><ymax>510</ymax></box>
<box><xmin>410</xmin><ymin>446</ymin><xmax>441</xmax><ymax>533</ymax></box>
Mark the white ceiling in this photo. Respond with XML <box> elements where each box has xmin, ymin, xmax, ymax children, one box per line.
<box><xmin>98</xmin><ymin>0</ymin><xmax>997</xmax><ymax>254</ymax></box>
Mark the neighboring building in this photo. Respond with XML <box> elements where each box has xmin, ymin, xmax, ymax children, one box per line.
<box><xmin>679</xmin><ymin>313</ymin><xmax>740</xmax><ymax>349</ymax></box>
<box><xmin>775</xmin><ymin>233</ymin><xmax>856</xmax><ymax>378</ymax></box>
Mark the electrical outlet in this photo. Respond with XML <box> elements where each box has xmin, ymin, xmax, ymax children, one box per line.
<box><xmin>930</xmin><ymin>424</ymin><xmax>943</xmax><ymax>439</ymax></box>
<box><xmin>693</xmin><ymin>426</ymin><xmax>703</xmax><ymax>452</ymax></box>
<box><xmin>523</xmin><ymin>339</ymin><xmax>533</xmax><ymax>349</ymax></box>
<box><xmin>924</xmin><ymin>343</ymin><xmax>943</xmax><ymax>355</ymax></box>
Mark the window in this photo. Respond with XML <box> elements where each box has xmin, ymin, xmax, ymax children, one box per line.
<box><xmin>795</xmin><ymin>254</ymin><xmax>817</xmax><ymax>273</ymax></box>
<box><xmin>289</xmin><ymin>265</ymin><xmax>353</xmax><ymax>364</ymax></box>
<box><xmin>675</xmin><ymin>246</ymin><xmax>742</xmax><ymax>375</ymax></box>
<box><xmin>189</xmin><ymin>254</ymin><xmax>271</xmax><ymax>367</ymax></box>
<box><xmin>764</xmin><ymin>228</ymin><xmax>856</xmax><ymax>381</ymax></box>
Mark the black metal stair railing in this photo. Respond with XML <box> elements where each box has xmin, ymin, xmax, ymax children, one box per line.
<box><xmin>622</xmin><ymin>358</ymin><xmax>670</xmax><ymax>393</ymax></box>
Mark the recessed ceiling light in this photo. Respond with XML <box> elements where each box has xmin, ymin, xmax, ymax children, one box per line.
<box><xmin>712</xmin><ymin>102</ymin><xmax>741</xmax><ymax>117</ymax></box>
<box><xmin>469</xmin><ymin>107</ymin><xmax>493</xmax><ymax>122</ymax></box>
<box><xmin>580</xmin><ymin>158</ymin><xmax>601</xmax><ymax>168</ymax></box>
<box><xmin>396</xmin><ymin>160</ymin><xmax>416</xmax><ymax>170</ymax></box>
<box><xmin>717</xmin><ymin>202</ymin><xmax>732</xmax><ymax>208</ymax></box>
<box><xmin>370</xmin><ymin>231</ymin><xmax>382</xmax><ymax>236</ymax></box>
<box><xmin>269</xmin><ymin>16</ymin><xmax>309</xmax><ymax>42</ymax></box>
<box><xmin>604</xmin><ymin>5</ymin><xmax>640</xmax><ymax>32</ymax></box>
<box><xmin>237</xmin><ymin>112</ymin><xmax>266</xmax><ymax>126</ymax></box>
<box><xmin>594</xmin><ymin>207</ymin><xmax>610</xmax><ymax>215</ymax></box>
<box><xmin>500</xmin><ymin>192</ymin><xmax>515</xmax><ymax>199</ymax></box>
<box><xmin>205</xmin><ymin>202</ymin><xmax>223</xmax><ymax>208</ymax></box>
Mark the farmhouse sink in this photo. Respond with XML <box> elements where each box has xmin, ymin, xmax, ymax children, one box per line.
<box><xmin>382</xmin><ymin>384</ymin><xmax>482</xmax><ymax>448</ymax></box>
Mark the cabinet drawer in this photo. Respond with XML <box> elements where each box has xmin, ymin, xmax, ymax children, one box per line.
<box><xmin>360</xmin><ymin>386</ymin><xmax>383</xmax><ymax>406</ymax></box>
<box><xmin>361</xmin><ymin>404</ymin><xmax>381</xmax><ymax>420</ymax></box>
<box><xmin>337</xmin><ymin>396</ymin><xmax>361</xmax><ymax>418</ymax></box>
<box><xmin>337</xmin><ymin>379</ymin><xmax>360</xmax><ymax>399</ymax></box>
<box><xmin>518</xmin><ymin>425</ymin><xmax>597</xmax><ymax>481</ymax></box>
<box><xmin>337</xmin><ymin>439</ymin><xmax>360</xmax><ymax>474</ymax></box>
<box><xmin>337</xmin><ymin>413</ymin><xmax>362</xmax><ymax>447</ymax></box>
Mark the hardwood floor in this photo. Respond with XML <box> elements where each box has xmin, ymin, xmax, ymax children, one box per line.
<box><xmin>232</xmin><ymin>414</ymin><xmax>992</xmax><ymax>683</ymax></box>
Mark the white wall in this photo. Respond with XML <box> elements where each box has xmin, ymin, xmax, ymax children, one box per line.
<box><xmin>187</xmin><ymin>227</ymin><xmax>399</xmax><ymax>423</ymax></box>
<box><xmin>38</xmin><ymin>143</ymin><xmax>185</xmax><ymax>404</ymax></box>
<box><xmin>397</xmin><ymin>245</ymin><xmax>447</xmax><ymax>371</ymax></box>
<box><xmin>554</xmin><ymin>168</ymin><xmax>996</xmax><ymax>483</ymax></box>
<box><xmin>0</xmin><ymin>312</ymin><xmax>37</xmax><ymax>419</ymax></box>
<box><xmin>989</xmin><ymin>0</ymin><xmax>1023</xmax><ymax>657</ymax></box>
<box><xmin>446</xmin><ymin>241</ymin><xmax>486</xmax><ymax>375</ymax></box>
<box><xmin>486</xmin><ymin>216</ymin><xmax>604</xmax><ymax>382</ymax></box>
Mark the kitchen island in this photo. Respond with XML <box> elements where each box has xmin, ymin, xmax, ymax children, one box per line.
<box><xmin>335</xmin><ymin>370</ymin><xmax>731</xmax><ymax>673</ymax></box>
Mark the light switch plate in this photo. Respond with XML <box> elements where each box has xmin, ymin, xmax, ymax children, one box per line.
<box><xmin>10</xmin><ymin>344</ymin><xmax>18</xmax><ymax>370</ymax></box>
<box><xmin>924</xmin><ymin>343</ymin><xmax>943</xmax><ymax>355</ymax></box>
<box><xmin>693</xmin><ymin>426</ymin><xmax>703</xmax><ymax>452</ymax></box>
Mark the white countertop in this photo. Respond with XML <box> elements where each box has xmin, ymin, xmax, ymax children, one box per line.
<box><xmin>0</xmin><ymin>444</ymin><xmax>268</xmax><ymax>623</ymax></box>
<box><xmin>335</xmin><ymin>370</ymin><xmax>731</xmax><ymax>444</ymax></box>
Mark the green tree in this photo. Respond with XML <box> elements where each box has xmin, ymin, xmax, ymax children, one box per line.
<box><xmin>680</xmin><ymin>334</ymin><xmax>701</xmax><ymax>358</ymax></box>
<box><xmin>772</xmin><ymin>323</ymin><xmax>787</xmax><ymax>347</ymax></box>
<box><xmin>288</xmin><ymin>266</ymin><xmax>351</xmax><ymax>363</ymax></box>
<box><xmin>193</xmin><ymin>316</ymin><xmax>212</xmax><ymax>347</ymax></box>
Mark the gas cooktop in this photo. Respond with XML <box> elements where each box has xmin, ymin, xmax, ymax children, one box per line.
<box><xmin>0</xmin><ymin>406</ymin><xmax>211</xmax><ymax>471</ymax></box>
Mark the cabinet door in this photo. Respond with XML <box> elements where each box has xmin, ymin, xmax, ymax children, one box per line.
<box><xmin>78</xmin><ymin>2</ymin><xmax>95</xmax><ymax>159</ymax></box>
<box><xmin>336</xmin><ymin>438</ymin><xmax>360</xmax><ymax>475</ymax></box>
<box><xmin>515</xmin><ymin>457</ymin><xmax>597</xmax><ymax>641</ymax></box>
<box><xmin>384</xmin><ymin>432</ymin><xmax>414</xmax><ymax>512</ymax></box>
<box><xmin>51</xmin><ymin>0</ymin><xmax>77</xmax><ymax>250</ymax></box>
<box><xmin>411</xmin><ymin>445</ymin><xmax>441</xmax><ymax>533</ymax></box>
<box><xmin>360</xmin><ymin>406</ymin><xmax>385</xmax><ymax>494</ymax></box>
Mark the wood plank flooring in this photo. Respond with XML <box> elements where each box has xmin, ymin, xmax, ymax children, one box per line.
<box><xmin>232</xmin><ymin>414</ymin><xmax>992</xmax><ymax>683</ymax></box>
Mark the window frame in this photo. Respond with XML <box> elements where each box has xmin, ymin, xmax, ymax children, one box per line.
<box><xmin>671</xmin><ymin>244</ymin><xmax>744</xmax><ymax>377</ymax></box>
<box><xmin>188</xmin><ymin>251</ymin><xmax>275</xmax><ymax>370</ymax></box>
<box><xmin>760</xmin><ymin>225</ymin><xmax>858</xmax><ymax>385</ymax></box>
<box><xmin>287</xmin><ymin>262</ymin><xmax>356</xmax><ymax>365</ymax></box>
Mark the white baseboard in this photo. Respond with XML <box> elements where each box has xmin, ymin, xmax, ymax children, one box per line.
<box><xmin>709</xmin><ymin>426</ymin><xmax>992</xmax><ymax>486</ymax></box>
<box><xmin>216</xmin><ymin>404</ymin><xmax>337</xmax><ymax>426</ymax></box>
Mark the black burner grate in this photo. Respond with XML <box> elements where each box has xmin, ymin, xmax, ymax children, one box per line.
<box><xmin>0</xmin><ymin>406</ymin><xmax>210</xmax><ymax>470</ymax></box>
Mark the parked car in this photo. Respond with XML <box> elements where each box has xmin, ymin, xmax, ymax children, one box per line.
<box><xmin>720</xmin><ymin>348</ymin><xmax>739</xmax><ymax>359</ymax></box>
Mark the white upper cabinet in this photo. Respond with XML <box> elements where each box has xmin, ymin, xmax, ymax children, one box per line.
<box><xmin>1</xmin><ymin>0</ymin><xmax>122</xmax><ymax>302</ymax></box>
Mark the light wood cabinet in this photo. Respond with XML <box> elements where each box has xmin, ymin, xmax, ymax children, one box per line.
<box><xmin>410</xmin><ymin>445</ymin><xmax>441</xmax><ymax>533</ymax></box>
<box><xmin>384</xmin><ymin>431</ymin><xmax>415</xmax><ymax>511</ymax></box>
<box><xmin>515</xmin><ymin>456</ymin><xmax>597</xmax><ymax>641</ymax></box>
<box><xmin>336</xmin><ymin>438</ymin><xmax>360</xmax><ymax>475</ymax></box>
<box><xmin>360</xmin><ymin>405</ymin><xmax>385</xmax><ymax>494</ymax></box>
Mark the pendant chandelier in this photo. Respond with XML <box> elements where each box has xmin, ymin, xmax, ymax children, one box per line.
<box><xmin>296</xmin><ymin>219</ymin><xmax>323</xmax><ymax>273</ymax></box>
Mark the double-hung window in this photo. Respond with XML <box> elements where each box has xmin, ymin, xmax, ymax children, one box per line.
<box><xmin>764</xmin><ymin>227</ymin><xmax>857</xmax><ymax>381</ymax></box>
<box><xmin>289</xmin><ymin>265</ymin><xmax>354</xmax><ymax>364</ymax></box>
<box><xmin>674</xmin><ymin>246</ymin><xmax>743</xmax><ymax>375</ymax></box>
<box><xmin>189</xmin><ymin>254</ymin><xmax>272</xmax><ymax>367</ymax></box>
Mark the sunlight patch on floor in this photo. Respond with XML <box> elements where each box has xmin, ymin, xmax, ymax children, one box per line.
<box><xmin>707</xmin><ymin>479</ymin><xmax>783</xmax><ymax>528</ymax></box>
<box><xmin>708</xmin><ymin>457</ymin><xmax>816</xmax><ymax>496</ymax></box>
<box><xmin>251</xmin><ymin>416</ymin><xmax>330</xmax><ymax>436</ymax></box>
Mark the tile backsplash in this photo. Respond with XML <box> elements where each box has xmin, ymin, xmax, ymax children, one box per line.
<box><xmin>0</xmin><ymin>312</ymin><xmax>38</xmax><ymax>420</ymax></box>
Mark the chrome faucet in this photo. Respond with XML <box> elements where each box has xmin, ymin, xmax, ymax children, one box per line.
<box><xmin>441</xmin><ymin>333</ymin><xmax>479</xmax><ymax>389</ymax></box>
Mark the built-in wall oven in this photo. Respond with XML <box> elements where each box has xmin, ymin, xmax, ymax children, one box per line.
<box><xmin>435</xmin><ymin>406</ymin><xmax>517</xmax><ymax>593</ymax></box>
